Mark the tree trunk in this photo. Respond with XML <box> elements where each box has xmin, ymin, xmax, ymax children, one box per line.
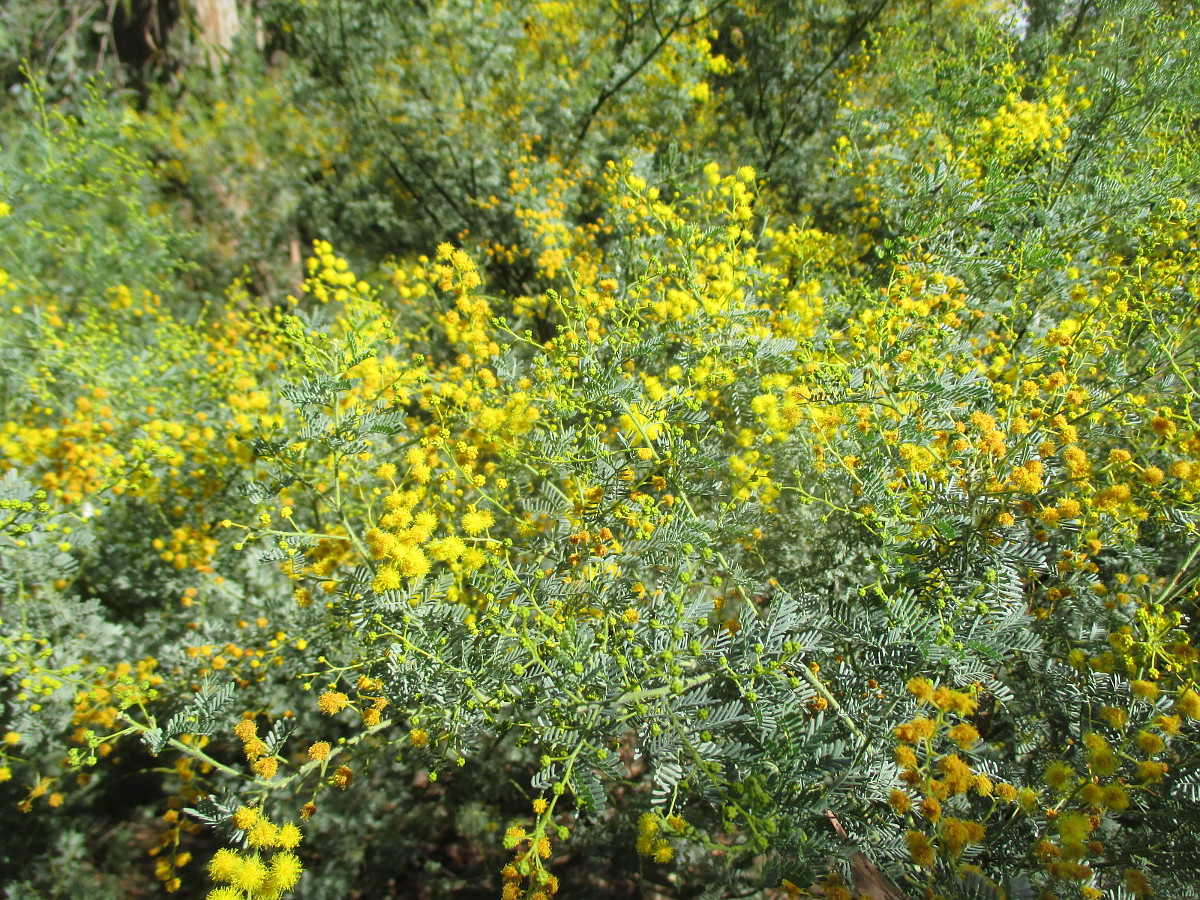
<box><xmin>190</xmin><ymin>0</ymin><xmax>240</xmax><ymax>66</ymax></box>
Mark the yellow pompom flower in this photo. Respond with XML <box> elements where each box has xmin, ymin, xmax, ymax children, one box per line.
<box><xmin>1131</xmin><ymin>680</ymin><xmax>1160</xmax><ymax>701</ymax></box>
<box><xmin>940</xmin><ymin>817</ymin><xmax>985</xmax><ymax>857</ymax></box>
<box><xmin>208</xmin><ymin>848</ymin><xmax>242</xmax><ymax>883</ymax></box>
<box><xmin>1057</xmin><ymin>811</ymin><xmax>1092</xmax><ymax>844</ymax></box>
<box><xmin>1136</xmin><ymin>730</ymin><xmax>1165</xmax><ymax>755</ymax></box>
<box><xmin>1177</xmin><ymin>688</ymin><xmax>1200</xmax><ymax>719</ymax></box>
<box><xmin>231</xmin><ymin>806</ymin><xmax>260</xmax><ymax>831</ymax></box>
<box><xmin>906</xmin><ymin>676</ymin><xmax>935</xmax><ymax>704</ymax></box>
<box><xmin>391</xmin><ymin>544</ymin><xmax>431</xmax><ymax>579</ymax></box>
<box><xmin>268</xmin><ymin>851</ymin><xmax>303</xmax><ymax>892</ymax></box>
<box><xmin>278</xmin><ymin>823</ymin><xmax>303</xmax><ymax>850</ymax></box>
<box><xmin>947</xmin><ymin>723</ymin><xmax>980</xmax><ymax>750</ymax></box>
<box><xmin>1079</xmin><ymin>782</ymin><xmax>1104</xmax><ymax>807</ymax></box>
<box><xmin>932</xmin><ymin>686</ymin><xmax>977</xmax><ymax>715</ymax></box>
<box><xmin>1045</xmin><ymin>761</ymin><xmax>1075</xmax><ymax>792</ymax></box>
<box><xmin>242</xmin><ymin>738</ymin><xmax>268</xmax><ymax>761</ymax></box>
<box><xmin>231</xmin><ymin>854</ymin><xmax>268</xmax><ymax>892</ymax></box>
<box><xmin>973</xmin><ymin>774</ymin><xmax>993</xmax><ymax>797</ymax></box>
<box><xmin>637</xmin><ymin>811</ymin><xmax>660</xmax><ymax>838</ymax></box>
<box><xmin>1099</xmin><ymin>706</ymin><xmax>1128</xmax><ymax>729</ymax></box>
<box><xmin>1137</xmin><ymin>760</ymin><xmax>1168</xmax><ymax>783</ymax></box>
<box><xmin>940</xmin><ymin>754</ymin><xmax>973</xmax><ymax>794</ymax></box>
<box><xmin>1084</xmin><ymin>733</ymin><xmax>1118</xmax><ymax>775</ymax></box>
<box><xmin>462</xmin><ymin>506</ymin><xmax>495</xmax><ymax>535</ymax></box>
<box><xmin>246</xmin><ymin>818</ymin><xmax>280</xmax><ymax>849</ymax></box>
<box><xmin>894</xmin><ymin>717</ymin><xmax>936</xmax><ymax>743</ymax></box>
<box><xmin>429</xmin><ymin>536</ymin><xmax>467</xmax><ymax>562</ymax></box>
<box><xmin>317</xmin><ymin>691</ymin><xmax>350</xmax><ymax>715</ymax></box>
<box><xmin>905</xmin><ymin>830</ymin><xmax>935</xmax><ymax>868</ymax></box>
<box><xmin>1017</xmin><ymin>787</ymin><xmax>1040</xmax><ymax>812</ymax></box>
<box><xmin>1154</xmin><ymin>714</ymin><xmax>1181</xmax><ymax>736</ymax></box>
<box><xmin>371</xmin><ymin>565</ymin><xmax>402</xmax><ymax>593</ymax></box>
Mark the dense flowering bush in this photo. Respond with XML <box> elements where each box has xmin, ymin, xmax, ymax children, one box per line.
<box><xmin>1</xmin><ymin>1</ymin><xmax>1199</xmax><ymax>898</ymax></box>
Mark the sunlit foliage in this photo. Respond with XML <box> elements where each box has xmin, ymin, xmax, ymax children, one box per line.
<box><xmin>1</xmin><ymin>1</ymin><xmax>1199</xmax><ymax>898</ymax></box>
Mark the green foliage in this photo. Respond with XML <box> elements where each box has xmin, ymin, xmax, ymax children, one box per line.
<box><xmin>1</xmin><ymin>1</ymin><xmax>1199</xmax><ymax>899</ymax></box>
<box><xmin>0</xmin><ymin>77</ymin><xmax>193</xmax><ymax>307</ymax></box>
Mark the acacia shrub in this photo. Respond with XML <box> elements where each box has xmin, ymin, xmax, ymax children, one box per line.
<box><xmin>0</xmin><ymin>2</ymin><xmax>1198</xmax><ymax>900</ymax></box>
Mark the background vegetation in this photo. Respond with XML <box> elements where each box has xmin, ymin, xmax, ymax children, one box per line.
<box><xmin>1</xmin><ymin>1</ymin><xmax>1198</xmax><ymax>898</ymax></box>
